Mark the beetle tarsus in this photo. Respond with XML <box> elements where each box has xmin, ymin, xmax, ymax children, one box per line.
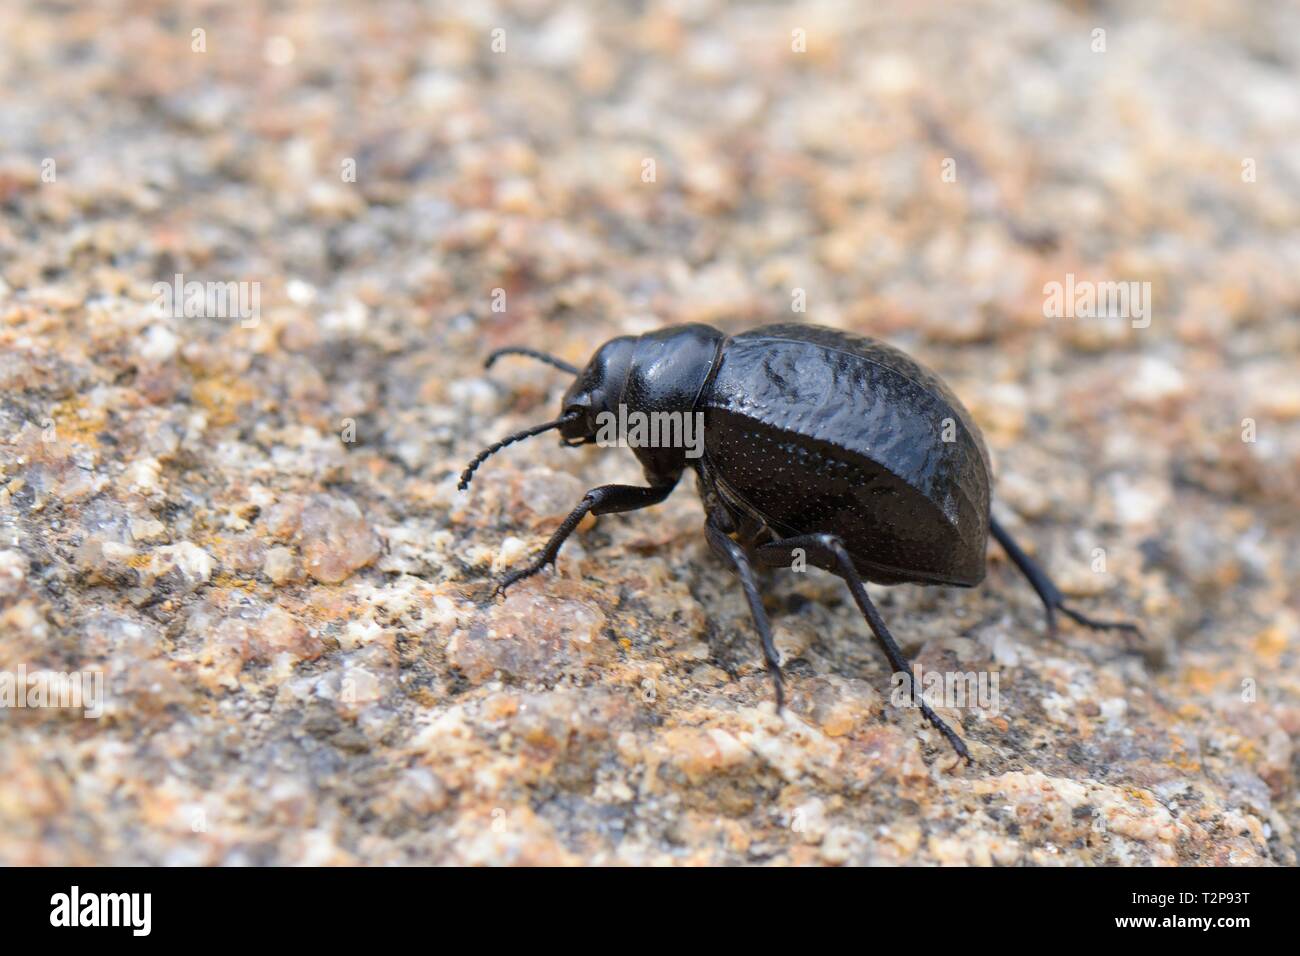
<box><xmin>1056</xmin><ymin>603</ymin><xmax>1141</xmax><ymax>633</ymax></box>
<box><xmin>493</xmin><ymin>559</ymin><xmax>553</xmax><ymax>598</ymax></box>
<box><xmin>1056</xmin><ymin>603</ymin><xmax>1144</xmax><ymax>648</ymax></box>
<box><xmin>989</xmin><ymin>515</ymin><xmax>1144</xmax><ymax>644</ymax></box>
<box><xmin>917</xmin><ymin>700</ymin><xmax>973</xmax><ymax>763</ymax></box>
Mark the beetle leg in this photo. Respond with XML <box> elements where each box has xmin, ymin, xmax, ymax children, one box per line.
<box><xmin>703</xmin><ymin>510</ymin><xmax>785</xmax><ymax>711</ymax></box>
<box><xmin>494</xmin><ymin>481</ymin><xmax>677</xmax><ymax>597</ymax></box>
<box><xmin>752</xmin><ymin>534</ymin><xmax>972</xmax><ymax>763</ymax></box>
<box><xmin>989</xmin><ymin>516</ymin><xmax>1143</xmax><ymax>643</ymax></box>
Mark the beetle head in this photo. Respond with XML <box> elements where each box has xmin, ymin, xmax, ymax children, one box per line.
<box><xmin>459</xmin><ymin>325</ymin><xmax>724</xmax><ymax>491</ymax></box>
<box><xmin>558</xmin><ymin>335</ymin><xmax>637</xmax><ymax>445</ymax></box>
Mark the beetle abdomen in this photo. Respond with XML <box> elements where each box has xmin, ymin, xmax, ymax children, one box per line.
<box><xmin>700</xmin><ymin>324</ymin><xmax>991</xmax><ymax>586</ymax></box>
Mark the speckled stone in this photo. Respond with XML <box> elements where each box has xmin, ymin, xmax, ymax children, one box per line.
<box><xmin>0</xmin><ymin>0</ymin><xmax>1297</xmax><ymax>866</ymax></box>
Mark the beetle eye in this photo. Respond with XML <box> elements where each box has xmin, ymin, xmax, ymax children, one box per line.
<box><xmin>559</xmin><ymin>405</ymin><xmax>592</xmax><ymax>446</ymax></box>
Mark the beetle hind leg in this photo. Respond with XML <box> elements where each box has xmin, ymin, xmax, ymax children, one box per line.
<box><xmin>752</xmin><ymin>534</ymin><xmax>972</xmax><ymax>763</ymax></box>
<box><xmin>988</xmin><ymin>515</ymin><xmax>1143</xmax><ymax>643</ymax></box>
<box><xmin>703</xmin><ymin>509</ymin><xmax>785</xmax><ymax>711</ymax></box>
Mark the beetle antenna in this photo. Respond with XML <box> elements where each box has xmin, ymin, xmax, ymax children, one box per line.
<box><xmin>458</xmin><ymin>411</ymin><xmax>582</xmax><ymax>491</ymax></box>
<box><xmin>485</xmin><ymin>347</ymin><xmax>579</xmax><ymax>376</ymax></box>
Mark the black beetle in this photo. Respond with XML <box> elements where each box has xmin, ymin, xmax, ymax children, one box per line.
<box><xmin>458</xmin><ymin>323</ymin><xmax>1140</xmax><ymax>761</ymax></box>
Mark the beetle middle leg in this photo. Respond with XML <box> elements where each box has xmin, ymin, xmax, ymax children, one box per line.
<box><xmin>752</xmin><ymin>533</ymin><xmax>972</xmax><ymax>762</ymax></box>
<box><xmin>703</xmin><ymin>508</ymin><xmax>785</xmax><ymax>711</ymax></box>
<box><xmin>989</xmin><ymin>515</ymin><xmax>1142</xmax><ymax>643</ymax></box>
<box><xmin>495</xmin><ymin>481</ymin><xmax>677</xmax><ymax>596</ymax></box>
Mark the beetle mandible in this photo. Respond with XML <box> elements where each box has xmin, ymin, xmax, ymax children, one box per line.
<box><xmin>457</xmin><ymin>323</ymin><xmax>1140</xmax><ymax>761</ymax></box>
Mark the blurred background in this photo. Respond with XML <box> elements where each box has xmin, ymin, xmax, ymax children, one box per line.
<box><xmin>0</xmin><ymin>0</ymin><xmax>1297</xmax><ymax>864</ymax></box>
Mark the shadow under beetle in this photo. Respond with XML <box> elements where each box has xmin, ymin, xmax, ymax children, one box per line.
<box><xmin>458</xmin><ymin>323</ymin><xmax>1141</xmax><ymax>762</ymax></box>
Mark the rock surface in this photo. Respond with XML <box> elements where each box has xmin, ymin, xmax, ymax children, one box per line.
<box><xmin>1</xmin><ymin>0</ymin><xmax>1297</xmax><ymax>865</ymax></box>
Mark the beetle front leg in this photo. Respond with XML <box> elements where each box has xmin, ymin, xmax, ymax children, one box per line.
<box><xmin>989</xmin><ymin>515</ymin><xmax>1143</xmax><ymax>643</ymax></box>
<box><xmin>494</xmin><ymin>481</ymin><xmax>676</xmax><ymax>597</ymax></box>
<box><xmin>703</xmin><ymin>509</ymin><xmax>785</xmax><ymax>711</ymax></box>
<box><xmin>753</xmin><ymin>533</ymin><xmax>971</xmax><ymax>763</ymax></box>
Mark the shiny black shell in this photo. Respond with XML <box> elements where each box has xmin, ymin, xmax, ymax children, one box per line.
<box><xmin>698</xmin><ymin>324</ymin><xmax>992</xmax><ymax>586</ymax></box>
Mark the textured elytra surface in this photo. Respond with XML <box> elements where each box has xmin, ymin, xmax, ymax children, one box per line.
<box><xmin>731</xmin><ymin>323</ymin><xmax>992</xmax><ymax>470</ymax></box>
<box><xmin>702</xmin><ymin>325</ymin><xmax>991</xmax><ymax>585</ymax></box>
<box><xmin>2</xmin><ymin>0</ymin><xmax>1299</xmax><ymax>865</ymax></box>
